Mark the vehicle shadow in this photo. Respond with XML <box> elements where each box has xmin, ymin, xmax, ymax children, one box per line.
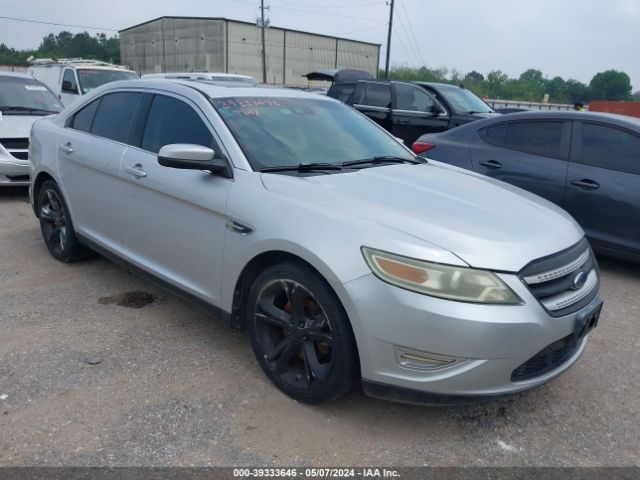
<box><xmin>596</xmin><ymin>254</ymin><xmax>640</xmax><ymax>278</ymax></box>
<box><xmin>0</xmin><ymin>186</ymin><xmax>29</xmax><ymax>202</ymax></box>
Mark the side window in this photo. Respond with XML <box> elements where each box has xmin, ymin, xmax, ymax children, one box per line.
<box><xmin>91</xmin><ymin>92</ymin><xmax>143</xmax><ymax>144</ymax></box>
<box><xmin>505</xmin><ymin>121</ymin><xmax>564</xmax><ymax>158</ymax></box>
<box><xmin>329</xmin><ymin>83</ymin><xmax>356</xmax><ymax>103</ymax></box>
<box><xmin>62</xmin><ymin>69</ymin><xmax>78</xmax><ymax>92</ymax></box>
<box><xmin>141</xmin><ymin>95</ymin><xmax>214</xmax><ymax>154</ymax></box>
<box><xmin>364</xmin><ymin>83</ymin><xmax>391</xmax><ymax>108</ymax></box>
<box><xmin>483</xmin><ymin>123</ymin><xmax>507</xmax><ymax>146</ymax></box>
<box><xmin>576</xmin><ymin>123</ymin><xmax>640</xmax><ymax>174</ymax></box>
<box><xmin>394</xmin><ymin>84</ymin><xmax>435</xmax><ymax>112</ymax></box>
<box><xmin>71</xmin><ymin>98</ymin><xmax>100</xmax><ymax>133</ymax></box>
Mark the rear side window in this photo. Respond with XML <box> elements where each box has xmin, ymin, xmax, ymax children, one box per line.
<box><xmin>576</xmin><ymin>123</ymin><xmax>640</xmax><ymax>174</ymax></box>
<box><xmin>62</xmin><ymin>69</ymin><xmax>78</xmax><ymax>92</ymax></box>
<box><xmin>505</xmin><ymin>121</ymin><xmax>564</xmax><ymax>158</ymax></box>
<box><xmin>483</xmin><ymin>123</ymin><xmax>507</xmax><ymax>146</ymax></box>
<box><xmin>141</xmin><ymin>95</ymin><xmax>213</xmax><ymax>154</ymax></box>
<box><xmin>71</xmin><ymin>99</ymin><xmax>100</xmax><ymax>133</ymax></box>
<box><xmin>360</xmin><ymin>83</ymin><xmax>391</xmax><ymax>108</ymax></box>
<box><xmin>328</xmin><ymin>83</ymin><xmax>356</xmax><ymax>103</ymax></box>
<box><xmin>91</xmin><ymin>92</ymin><xmax>143</xmax><ymax>144</ymax></box>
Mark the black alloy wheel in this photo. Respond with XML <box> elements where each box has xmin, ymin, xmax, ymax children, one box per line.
<box><xmin>37</xmin><ymin>180</ymin><xmax>87</xmax><ymax>262</ymax></box>
<box><xmin>247</xmin><ymin>261</ymin><xmax>358</xmax><ymax>404</ymax></box>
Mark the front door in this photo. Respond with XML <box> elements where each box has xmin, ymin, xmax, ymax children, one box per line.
<box><xmin>120</xmin><ymin>93</ymin><xmax>232</xmax><ymax>305</ymax></box>
<box><xmin>565</xmin><ymin>121</ymin><xmax>640</xmax><ymax>255</ymax></box>
<box><xmin>391</xmin><ymin>83</ymin><xmax>449</xmax><ymax>145</ymax></box>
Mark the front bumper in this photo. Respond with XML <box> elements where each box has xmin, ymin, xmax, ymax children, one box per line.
<box><xmin>0</xmin><ymin>154</ymin><xmax>30</xmax><ymax>187</ymax></box>
<box><xmin>343</xmin><ymin>271</ymin><xmax>600</xmax><ymax>400</ymax></box>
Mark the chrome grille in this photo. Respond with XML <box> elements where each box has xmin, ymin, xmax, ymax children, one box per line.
<box><xmin>0</xmin><ymin>138</ymin><xmax>29</xmax><ymax>160</ymax></box>
<box><xmin>520</xmin><ymin>238</ymin><xmax>599</xmax><ymax>317</ymax></box>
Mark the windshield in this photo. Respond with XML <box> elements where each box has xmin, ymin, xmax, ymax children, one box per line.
<box><xmin>210</xmin><ymin>76</ymin><xmax>258</xmax><ymax>86</ymax></box>
<box><xmin>211</xmin><ymin>97</ymin><xmax>413</xmax><ymax>170</ymax></box>
<box><xmin>77</xmin><ymin>69</ymin><xmax>138</xmax><ymax>93</ymax></box>
<box><xmin>436</xmin><ymin>86</ymin><xmax>493</xmax><ymax>114</ymax></box>
<box><xmin>0</xmin><ymin>75</ymin><xmax>63</xmax><ymax>113</ymax></box>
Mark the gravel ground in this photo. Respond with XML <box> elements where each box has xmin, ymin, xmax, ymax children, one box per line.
<box><xmin>1</xmin><ymin>187</ymin><xmax>639</xmax><ymax>467</ymax></box>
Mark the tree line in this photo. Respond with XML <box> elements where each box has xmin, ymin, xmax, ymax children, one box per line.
<box><xmin>384</xmin><ymin>66</ymin><xmax>640</xmax><ymax>104</ymax></box>
<box><xmin>0</xmin><ymin>31</ymin><xmax>120</xmax><ymax>66</ymax></box>
<box><xmin>1</xmin><ymin>31</ymin><xmax>638</xmax><ymax>103</ymax></box>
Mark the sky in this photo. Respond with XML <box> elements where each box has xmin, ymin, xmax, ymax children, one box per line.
<box><xmin>0</xmin><ymin>0</ymin><xmax>638</xmax><ymax>90</ymax></box>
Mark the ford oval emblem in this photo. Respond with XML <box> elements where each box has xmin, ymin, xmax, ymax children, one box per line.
<box><xmin>572</xmin><ymin>271</ymin><xmax>588</xmax><ymax>290</ymax></box>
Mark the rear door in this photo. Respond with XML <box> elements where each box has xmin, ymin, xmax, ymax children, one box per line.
<box><xmin>565</xmin><ymin>121</ymin><xmax>640</xmax><ymax>254</ymax></box>
<box><xmin>471</xmin><ymin>120</ymin><xmax>570</xmax><ymax>205</ymax></box>
<box><xmin>58</xmin><ymin>91</ymin><xmax>144</xmax><ymax>253</ymax></box>
<box><xmin>349</xmin><ymin>82</ymin><xmax>392</xmax><ymax>133</ymax></box>
<box><xmin>120</xmin><ymin>93</ymin><xmax>232</xmax><ymax>305</ymax></box>
<box><xmin>391</xmin><ymin>83</ymin><xmax>448</xmax><ymax>145</ymax></box>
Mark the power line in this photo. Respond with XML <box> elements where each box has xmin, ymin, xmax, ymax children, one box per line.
<box><xmin>226</xmin><ymin>0</ymin><xmax>381</xmax><ymax>22</ymax></box>
<box><xmin>272</xmin><ymin>0</ymin><xmax>386</xmax><ymax>8</ymax></box>
<box><xmin>0</xmin><ymin>15</ymin><xmax>117</xmax><ymax>31</ymax></box>
<box><xmin>398</xmin><ymin>0</ymin><xmax>424</xmax><ymax>65</ymax></box>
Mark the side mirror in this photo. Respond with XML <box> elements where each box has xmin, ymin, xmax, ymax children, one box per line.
<box><xmin>158</xmin><ymin>144</ymin><xmax>227</xmax><ymax>174</ymax></box>
<box><xmin>61</xmin><ymin>80</ymin><xmax>78</xmax><ymax>94</ymax></box>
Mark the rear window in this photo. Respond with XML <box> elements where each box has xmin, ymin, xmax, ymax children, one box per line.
<box><xmin>328</xmin><ymin>83</ymin><xmax>356</xmax><ymax>103</ymax></box>
<box><xmin>364</xmin><ymin>83</ymin><xmax>391</xmax><ymax>108</ymax></box>
<box><xmin>91</xmin><ymin>92</ymin><xmax>143</xmax><ymax>144</ymax></box>
<box><xmin>483</xmin><ymin>124</ymin><xmax>507</xmax><ymax>146</ymax></box>
<box><xmin>505</xmin><ymin>121</ymin><xmax>564</xmax><ymax>158</ymax></box>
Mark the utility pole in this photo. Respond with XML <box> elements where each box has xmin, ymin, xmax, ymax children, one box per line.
<box><xmin>260</xmin><ymin>0</ymin><xmax>268</xmax><ymax>84</ymax></box>
<box><xmin>384</xmin><ymin>0</ymin><xmax>394</xmax><ymax>79</ymax></box>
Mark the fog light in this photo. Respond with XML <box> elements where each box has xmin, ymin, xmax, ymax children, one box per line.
<box><xmin>395</xmin><ymin>347</ymin><xmax>465</xmax><ymax>371</ymax></box>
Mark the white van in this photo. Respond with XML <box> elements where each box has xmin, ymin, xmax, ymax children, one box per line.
<box><xmin>29</xmin><ymin>59</ymin><xmax>138</xmax><ymax>106</ymax></box>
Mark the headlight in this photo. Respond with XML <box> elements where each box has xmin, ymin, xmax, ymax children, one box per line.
<box><xmin>362</xmin><ymin>247</ymin><xmax>521</xmax><ymax>304</ymax></box>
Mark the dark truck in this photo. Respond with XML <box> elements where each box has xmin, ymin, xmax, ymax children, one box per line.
<box><xmin>325</xmin><ymin>76</ymin><xmax>498</xmax><ymax>145</ymax></box>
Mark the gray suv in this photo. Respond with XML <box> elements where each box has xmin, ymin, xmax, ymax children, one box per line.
<box><xmin>29</xmin><ymin>80</ymin><xmax>602</xmax><ymax>404</ymax></box>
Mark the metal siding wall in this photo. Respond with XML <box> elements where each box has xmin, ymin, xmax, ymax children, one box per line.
<box><xmin>284</xmin><ymin>31</ymin><xmax>336</xmax><ymax>87</ymax></box>
<box><xmin>336</xmin><ymin>39</ymin><xmax>379</xmax><ymax>77</ymax></box>
<box><xmin>226</xmin><ymin>22</ymin><xmax>284</xmax><ymax>84</ymax></box>
<box><xmin>120</xmin><ymin>18</ymin><xmax>379</xmax><ymax>83</ymax></box>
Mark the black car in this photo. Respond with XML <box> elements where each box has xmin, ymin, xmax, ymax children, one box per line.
<box><xmin>327</xmin><ymin>80</ymin><xmax>497</xmax><ymax>145</ymax></box>
<box><xmin>413</xmin><ymin>111</ymin><xmax>640</xmax><ymax>261</ymax></box>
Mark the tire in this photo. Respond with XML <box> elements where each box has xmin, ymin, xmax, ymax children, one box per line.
<box><xmin>36</xmin><ymin>180</ymin><xmax>87</xmax><ymax>262</ymax></box>
<box><xmin>246</xmin><ymin>260</ymin><xmax>359</xmax><ymax>404</ymax></box>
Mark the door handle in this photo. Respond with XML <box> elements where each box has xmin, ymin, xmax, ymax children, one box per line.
<box><xmin>570</xmin><ymin>179</ymin><xmax>599</xmax><ymax>190</ymax></box>
<box><xmin>59</xmin><ymin>142</ymin><xmax>74</xmax><ymax>154</ymax></box>
<box><xmin>395</xmin><ymin>119</ymin><xmax>411</xmax><ymax>124</ymax></box>
<box><xmin>125</xmin><ymin>164</ymin><xmax>147</xmax><ymax>179</ymax></box>
<box><xmin>479</xmin><ymin>159</ymin><xmax>502</xmax><ymax>169</ymax></box>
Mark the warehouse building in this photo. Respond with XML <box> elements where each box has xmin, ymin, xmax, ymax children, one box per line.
<box><xmin>119</xmin><ymin>16</ymin><xmax>380</xmax><ymax>86</ymax></box>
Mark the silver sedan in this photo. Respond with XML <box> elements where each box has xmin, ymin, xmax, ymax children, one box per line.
<box><xmin>28</xmin><ymin>80</ymin><xmax>602</xmax><ymax>404</ymax></box>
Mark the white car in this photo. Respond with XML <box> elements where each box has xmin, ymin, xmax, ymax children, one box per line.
<box><xmin>0</xmin><ymin>72</ymin><xmax>63</xmax><ymax>186</ymax></box>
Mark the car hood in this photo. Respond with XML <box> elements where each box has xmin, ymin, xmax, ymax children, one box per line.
<box><xmin>260</xmin><ymin>163</ymin><xmax>583</xmax><ymax>272</ymax></box>
<box><xmin>0</xmin><ymin>114</ymin><xmax>43</xmax><ymax>138</ymax></box>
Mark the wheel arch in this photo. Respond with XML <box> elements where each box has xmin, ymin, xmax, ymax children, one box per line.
<box><xmin>31</xmin><ymin>171</ymin><xmax>56</xmax><ymax>216</ymax></box>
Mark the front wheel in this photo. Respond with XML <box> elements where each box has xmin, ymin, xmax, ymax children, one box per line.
<box><xmin>37</xmin><ymin>180</ymin><xmax>87</xmax><ymax>262</ymax></box>
<box><xmin>246</xmin><ymin>261</ymin><xmax>359</xmax><ymax>404</ymax></box>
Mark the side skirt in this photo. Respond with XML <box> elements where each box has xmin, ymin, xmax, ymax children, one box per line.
<box><xmin>77</xmin><ymin>233</ymin><xmax>233</xmax><ymax>326</ymax></box>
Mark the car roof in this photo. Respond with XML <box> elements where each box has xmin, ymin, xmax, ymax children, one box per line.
<box><xmin>414</xmin><ymin>81</ymin><xmax>462</xmax><ymax>89</ymax></box>
<box><xmin>0</xmin><ymin>71</ymin><xmax>36</xmax><ymax>80</ymax></box>
<box><xmin>487</xmin><ymin>110</ymin><xmax>640</xmax><ymax>129</ymax></box>
<box><xmin>92</xmin><ymin>79</ymin><xmax>339</xmax><ymax>101</ymax></box>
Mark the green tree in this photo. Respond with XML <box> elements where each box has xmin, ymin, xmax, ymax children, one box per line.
<box><xmin>545</xmin><ymin>76</ymin><xmax>568</xmax><ymax>103</ymax></box>
<box><xmin>589</xmin><ymin>70</ymin><xmax>632</xmax><ymax>101</ymax></box>
<box><xmin>632</xmin><ymin>91</ymin><xmax>640</xmax><ymax>101</ymax></box>
<box><xmin>565</xmin><ymin>79</ymin><xmax>590</xmax><ymax>103</ymax></box>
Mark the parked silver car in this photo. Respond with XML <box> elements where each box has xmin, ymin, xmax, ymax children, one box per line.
<box><xmin>29</xmin><ymin>80</ymin><xmax>602</xmax><ymax>404</ymax></box>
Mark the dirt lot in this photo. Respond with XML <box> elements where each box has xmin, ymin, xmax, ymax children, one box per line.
<box><xmin>1</xmin><ymin>187</ymin><xmax>639</xmax><ymax>467</ymax></box>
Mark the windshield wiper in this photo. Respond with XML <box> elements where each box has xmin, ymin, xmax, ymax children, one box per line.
<box><xmin>342</xmin><ymin>156</ymin><xmax>426</xmax><ymax>167</ymax></box>
<box><xmin>0</xmin><ymin>106</ymin><xmax>58</xmax><ymax>114</ymax></box>
<box><xmin>260</xmin><ymin>162</ymin><xmax>343</xmax><ymax>173</ymax></box>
